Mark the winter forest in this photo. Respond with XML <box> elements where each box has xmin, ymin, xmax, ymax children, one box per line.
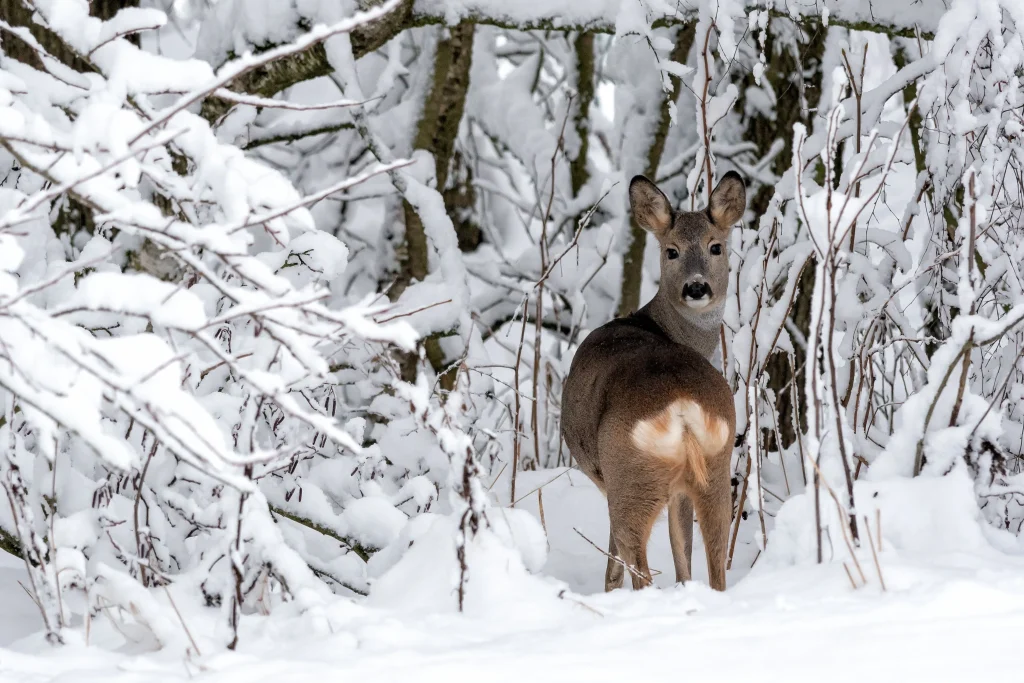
<box><xmin>1</xmin><ymin>0</ymin><xmax>1024</xmax><ymax>679</ymax></box>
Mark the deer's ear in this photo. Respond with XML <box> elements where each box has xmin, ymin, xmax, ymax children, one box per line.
<box><xmin>629</xmin><ymin>175</ymin><xmax>673</xmax><ymax>237</ymax></box>
<box><xmin>707</xmin><ymin>171</ymin><xmax>746</xmax><ymax>230</ymax></box>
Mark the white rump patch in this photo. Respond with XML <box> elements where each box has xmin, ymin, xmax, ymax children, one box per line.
<box><xmin>630</xmin><ymin>398</ymin><xmax>731</xmax><ymax>487</ymax></box>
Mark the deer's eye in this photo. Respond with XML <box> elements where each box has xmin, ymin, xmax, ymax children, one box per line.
<box><xmin>666</xmin><ymin>248</ymin><xmax>679</xmax><ymax>260</ymax></box>
<box><xmin>709</xmin><ymin>243</ymin><xmax>723</xmax><ymax>256</ymax></box>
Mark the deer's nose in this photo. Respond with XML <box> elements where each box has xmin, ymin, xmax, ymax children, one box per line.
<box><xmin>683</xmin><ymin>279</ymin><xmax>711</xmax><ymax>300</ymax></box>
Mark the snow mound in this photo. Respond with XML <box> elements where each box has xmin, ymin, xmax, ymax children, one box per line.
<box><xmin>368</xmin><ymin>508</ymin><xmax>561</xmax><ymax>616</ymax></box>
<box><xmin>764</xmin><ymin>467</ymin><xmax>999</xmax><ymax>571</ymax></box>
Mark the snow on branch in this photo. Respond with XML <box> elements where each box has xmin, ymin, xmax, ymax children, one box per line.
<box><xmin>0</xmin><ymin>0</ymin><xmax>421</xmax><ymax>651</ymax></box>
<box><xmin>198</xmin><ymin>0</ymin><xmax>939</xmax><ymax>122</ymax></box>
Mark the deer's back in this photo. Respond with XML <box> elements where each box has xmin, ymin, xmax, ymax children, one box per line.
<box><xmin>561</xmin><ymin>313</ymin><xmax>735</xmax><ymax>482</ymax></box>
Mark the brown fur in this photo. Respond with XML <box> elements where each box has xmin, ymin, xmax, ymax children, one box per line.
<box><xmin>560</xmin><ymin>172</ymin><xmax>746</xmax><ymax>592</ymax></box>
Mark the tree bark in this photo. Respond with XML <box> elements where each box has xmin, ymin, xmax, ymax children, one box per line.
<box><xmin>199</xmin><ymin>0</ymin><xmax>417</xmax><ymax>123</ymax></box>
<box><xmin>393</xmin><ymin>21</ymin><xmax>476</xmax><ymax>385</ymax></box>
<box><xmin>569</xmin><ymin>32</ymin><xmax>595</xmax><ymax>199</ymax></box>
<box><xmin>199</xmin><ymin>5</ymin><xmax>935</xmax><ymax>126</ymax></box>
<box><xmin>748</xmin><ymin>21</ymin><xmax>827</xmax><ymax>449</ymax></box>
<box><xmin>744</xmin><ymin>22</ymin><xmax>828</xmax><ymax>217</ymax></box>
<box><xmin>0</xmin><ymin>0</ymin><xmax>137</xmax><ymax>70</ymax></box>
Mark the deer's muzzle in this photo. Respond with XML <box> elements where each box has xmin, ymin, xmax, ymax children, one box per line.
<box><xmin>683</xmin><ymin>280</ymin><xmax>712</xmax><ymax>301</ymax></box>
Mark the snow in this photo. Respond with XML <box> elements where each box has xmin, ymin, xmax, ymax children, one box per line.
<box><xmin>3</xmin><ymin>0</ymin><xmax>1024</xmax><ymax>679</ymax></box>
<box><xmin>412</xmin><ymin>0</ymin><xmax>950</xmax><ymax>36</ymax></box>
<box><xmin>65</xmin><ymin>272</ymin><xmax>206</xmax><ymax>330</ymax></box>
<box><xmin>5</xmin><ymin>466</ymin><xmax>1024</xmax><ymax>679</ymax></box>
<box><xmin>340</xmin><ymin>496</ymin><xmax>408</xmax><ymax>550</ymax></box>
<box><xmin>0</xmin><ymin>552</ymin><xmax>41</xmax><ymax>647</ymax></box>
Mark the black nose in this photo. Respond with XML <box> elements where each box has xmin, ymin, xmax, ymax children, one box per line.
<box><xmin>683</xmin><ymin>281</ymin><xmax>711</xmax><ymax>299</ymax></box>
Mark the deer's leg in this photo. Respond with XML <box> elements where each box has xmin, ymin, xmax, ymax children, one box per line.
<box><xmin>604</xmin><ymin>526</ymin><xmax>625</xmax><ymax>591</ymax></box>
<box><xmin>668</xmin><ymin>493</ymin><xmax>694</xmax><ymax>584</ymax></box>
<box><xmin>693</xmin><ymin>458</ymin><xmax>732</xmax><ymax>591</ymax></box>
<box><xmin>607</xmin><ymin>486</ymin><xmax>661</xmax><ymax>591</ymax></box>
<box><xmin>599</xmin><ymin>422</ymin><xmax>665</xmax><ymax>591</ymax></box>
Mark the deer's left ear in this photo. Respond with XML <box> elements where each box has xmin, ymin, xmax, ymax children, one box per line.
<box><xmin>707</xmin><ymin>171</ymin><xmax>746</xmax><ymax>230</ymax></box>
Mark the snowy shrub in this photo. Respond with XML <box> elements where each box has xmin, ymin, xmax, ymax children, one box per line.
<box><xmin>0</xmin><ymin>0</ymin><xmax>475</xmax><ymax>648</ymax></box>
<box><xmin>2</xmin><ymin>0</ymin><xmax>1024</xmax><ymax>658</ymax></box>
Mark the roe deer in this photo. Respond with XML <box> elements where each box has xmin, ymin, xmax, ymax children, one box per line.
<box><xmin>561</xmin><ymin>172</ymin><xmax>745</xmax><ymax>592</ymax></box>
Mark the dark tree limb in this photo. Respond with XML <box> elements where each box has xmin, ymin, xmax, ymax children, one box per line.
<box><xmin>0</xmin><ymin>0</ymin><xmax>138</xmax><ymax>72</ymax></box>
<box><xmin>199</xmin><ymin>0</ymin><xmax>417</xmax><ymax>123</ymax></box>
<box><xmin>198</xmin><ymin>4</ymin><xmax>936</xmax><ymax>126</ymax></box>
<box><xmin>269</xmin><ymin>505</ymin><xmax>374</xmax><ymax>562</ymax></box>
<box><xmin>0</xmin><ymin>522</ymin><xmax>22</xmax><ymax>557</ymax></box>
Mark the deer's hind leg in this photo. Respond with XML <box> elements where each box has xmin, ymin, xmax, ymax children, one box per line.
<box><xmin>668</xmin><ymin>493</ymin><xmax>694</xmax><ymax>584</ymax></box>
<box><xmin>604</xmin><ymin>527</ymin><xmax>624</xmax><ymax>591</ymax></box>
<box><xmin>606</xmin><ymin>490</ymin><xmax>662</xmax><ymax>590</ymax></box>
<box><xmin>692</xmin><ymin>453</ymin><xmax>733</xmax><ymax>591</ymax></box>
<box><xmin>602</xmin><ymin>454</ymin><xmax>668</xmax><ymax>589</ymax></box>
<box><xmin>597</xmin><ymin>419</ymin><xmax>670</xmax><ymax>591</ymax></box>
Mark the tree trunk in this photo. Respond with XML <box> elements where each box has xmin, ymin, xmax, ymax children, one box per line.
<box><xmin>746</xmin><ymin>21</ymin><xmax>827</xmax><ymax>449</ymax></box>
<box><xmin>569</xmin><ymin>32</ymin><xmax>595</xmax><ymax>199</ymax></box>
<box><xmin>393</xmin><ymin>21</ymin><xmax>476</xmax><ymax>386</ymax></box>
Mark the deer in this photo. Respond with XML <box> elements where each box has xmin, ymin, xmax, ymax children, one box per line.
<box><xmin>560</xmin><ymin>171</ymin><xmax>745</xmax><ymax>593</ymax></box>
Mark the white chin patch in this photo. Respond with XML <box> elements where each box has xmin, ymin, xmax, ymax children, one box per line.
<box><xmin>684</xmin><ymin>298</ymin><xmax>711</xmax><ymax>310</ymax></box>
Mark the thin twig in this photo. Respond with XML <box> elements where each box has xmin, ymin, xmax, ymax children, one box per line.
<box><xmin>211</xmin><ymin>89</ymin><xmax>378</xmax><ymax>111</ymax></box>
<box><xmin>801</xmin><ymin>444</ymin><xmax>867</xmax><ymax>584</ymax></box>
<box><xmin>573</xmin><ymin>528</ymin><xmax>657</xmax><ymax>583</ymax></box>
<box><xmin>557</xmin><ymin>589</ymin><xmax>604</xmax><ymax>617</ymax></box>
<box><xmin>512</xmin><ymin>467</ymin><xmax>572</xmax><ymax>506</ymax></box>
<box><xmin>727</xmin><ymin>453</ymin><xmax>750</xmax><ymax>569</ymax></box>
<box><xmin>486</xmin><ymin>462</ymin><xmax>508</xmax><ymax>491</ymax></box>
<box><xmin>134</xmin><ymin>440</ymin><xmax>158</xmax><ymax>588</ymax></box>
<box><xmin>163</xmin><ymin>586</ymin><xmax>202</xmax><ymax>656</ymax></box>
<box><xmin>374</xmin><ymin>299</ymin><xmax>452</xmax><ymax>324</ymax></box>
<box><xmin>17</xmin><ymin>580</ymin><xmax>42</xmax><ymax>610</ymax></box>
<box><xmin>537</xmin><ymin>487</ymin><xmax>548</xmax><ymax>537</ymax></box>
<box><xmin>863</xmin><ymin>515</ymin><xmax>886</xmax><ymax>591</ymax></box>
<box><xmin>876</xmin><ymin>508</ymin><xmax>882</xmax><ymax>553</ymax></box>
<box><xmin>510</xmin><ymin>298</ymin><xmax>529</xmax><ymax>505</ymax></box>
<box><xmin>842</xmin><ymin>562</ymin><xmax>859</xmax><ymax>590</ymax></box>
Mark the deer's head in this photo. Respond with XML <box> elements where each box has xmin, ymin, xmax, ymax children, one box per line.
<box><xmin>628</xmin><ymin>172</ymin><xmax>746</xmax><ymax>317</ymax></box>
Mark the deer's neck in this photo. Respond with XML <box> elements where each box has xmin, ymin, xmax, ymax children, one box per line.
<box><xmin>639</xmin><ymin>292</ymin><xmax>723</xmax><ymax>360</ymax></box>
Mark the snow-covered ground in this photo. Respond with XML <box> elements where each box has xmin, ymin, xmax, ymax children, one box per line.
<box><xmin>0</xmin><ymin>551</ymin><xmax>42</xmax><ymax>649</ymax></box>
<box><xmin>3</xmin><ymin>468</ymin><xmax>1024</xmax><ymax>682</ymax></box>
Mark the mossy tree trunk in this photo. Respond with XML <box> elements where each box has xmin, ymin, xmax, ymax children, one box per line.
<box><xmin>199</xmin><ymin>0</ymin><xmax>417</xmax><ymax>123</ymax></box>
<box><xmin>393</xmin><ymin>21</ymin><xmax>476</xmax><ymax>386</ymax></box>
<box><xmin>569</xmin><ymin>32</ymin><xmax>595</xmax><ymax>200</ymax></box>
<box><xmin>742</xmin><ymin>21</ymin><xmax>828</xmax><ymax>449</ymax></box>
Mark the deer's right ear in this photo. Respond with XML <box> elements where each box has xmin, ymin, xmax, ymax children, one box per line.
<box><xmin>629</xmin><ymin>175</ymin><xmax>672</xmax><ymax>237</ymax></box>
